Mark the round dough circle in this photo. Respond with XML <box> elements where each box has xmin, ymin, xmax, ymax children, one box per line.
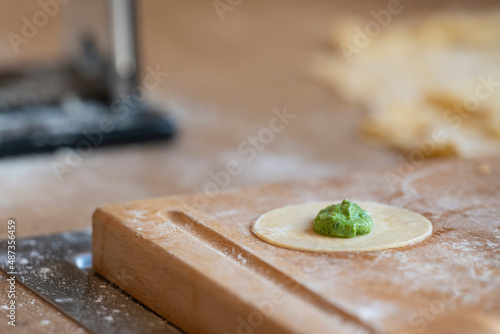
<box><xmin>252</xmin><ymin>201</ymin><xmax>432</xmax><ymax>252</ymax></box>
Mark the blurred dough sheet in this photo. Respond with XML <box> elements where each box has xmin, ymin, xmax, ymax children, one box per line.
<box><xmin>313</xmin><ymin>10</ymin><xmax>500</xmax><ymax>158</ymax></box>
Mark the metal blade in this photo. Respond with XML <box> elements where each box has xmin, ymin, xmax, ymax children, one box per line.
<box><xmin>0</xmin><ymin>230</ymin><xmax>182</xmax><ymax>334</ymax></box>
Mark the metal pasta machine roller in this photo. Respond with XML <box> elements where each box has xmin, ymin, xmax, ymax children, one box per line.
<box><xmin>0</xmin><ymin>0</ymin><xmax>175</xmax><ymax>157</ymax></box>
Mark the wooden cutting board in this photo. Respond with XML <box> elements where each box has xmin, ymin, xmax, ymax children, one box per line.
<box><xmin>92</xmin><ymin>156</ymin><xmax>500</xmax><ymax>334</ymax></box>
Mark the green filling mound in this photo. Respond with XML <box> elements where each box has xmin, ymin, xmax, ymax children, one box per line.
<box><xmin>313</xmin><ymin>199</ymin><xmax>373</xmax><ymax>238</ymax></box>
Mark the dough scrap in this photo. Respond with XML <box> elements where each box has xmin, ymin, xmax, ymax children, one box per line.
<box><xmin>312</xmin><ymin>10</ymin><xmax>500</xmax><ymax>158</ymax></box>
<box><xmin>252</xmin><ymin>201</ymin><xmax>432</xmax><ymax>252</ymax></box>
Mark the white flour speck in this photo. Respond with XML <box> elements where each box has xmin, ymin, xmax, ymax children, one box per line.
<box><xmin>236</xmin><ymin>253</ymin><xmax>247</xmax><ymax>265</ymax></box>
<box><xmin>39</xmin><ymin>267</ymin><xmax>51</xmax><ymax>274</ymax></box>
<box><xmin>55</xmin><ymin>298</ymin><xmax>73</xmax><ymax>303</ymax></box>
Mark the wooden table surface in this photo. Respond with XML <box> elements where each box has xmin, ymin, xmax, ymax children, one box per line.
<box><xmin>0</xmin><ymin>0</ymin><xmax>497</xmax><ymax>333</ymax></box>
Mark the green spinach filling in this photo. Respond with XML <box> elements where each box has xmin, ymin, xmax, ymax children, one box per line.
<box><xmin>313</xmin><ymin>199</ymin><xmax>373</xmax><ymax>238</ymax></box>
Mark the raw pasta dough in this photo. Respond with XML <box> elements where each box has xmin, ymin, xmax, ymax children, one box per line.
<box><xmin>252</xmin><ymin>201</ymin><xmax>432</xmax><ymax>252</ymax></box>
<box><xmin>312</xmin><ymin>10</ymin><xmax>500</xmax><ymax>157</ymax></box>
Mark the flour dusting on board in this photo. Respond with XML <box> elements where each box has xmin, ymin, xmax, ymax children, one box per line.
<box><xmin>126</xmin><ymin>210</ymin><xmax>147</xmax><ymax>219</ymax></box>
<box><xmin>356</xmin><ymin>300</ymin><xmax>398</xmax><ymax>328</ymax></box>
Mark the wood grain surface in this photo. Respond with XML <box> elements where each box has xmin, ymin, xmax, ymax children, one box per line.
<box><xmin>1</xmin><ymin>0</ymin><xmax>499</xmax><ymax>333</ymax></box>
<box><xmin>93</xmin><ymin>156</ymin><xmax>500</xmax><ymax>334</ymax></box>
